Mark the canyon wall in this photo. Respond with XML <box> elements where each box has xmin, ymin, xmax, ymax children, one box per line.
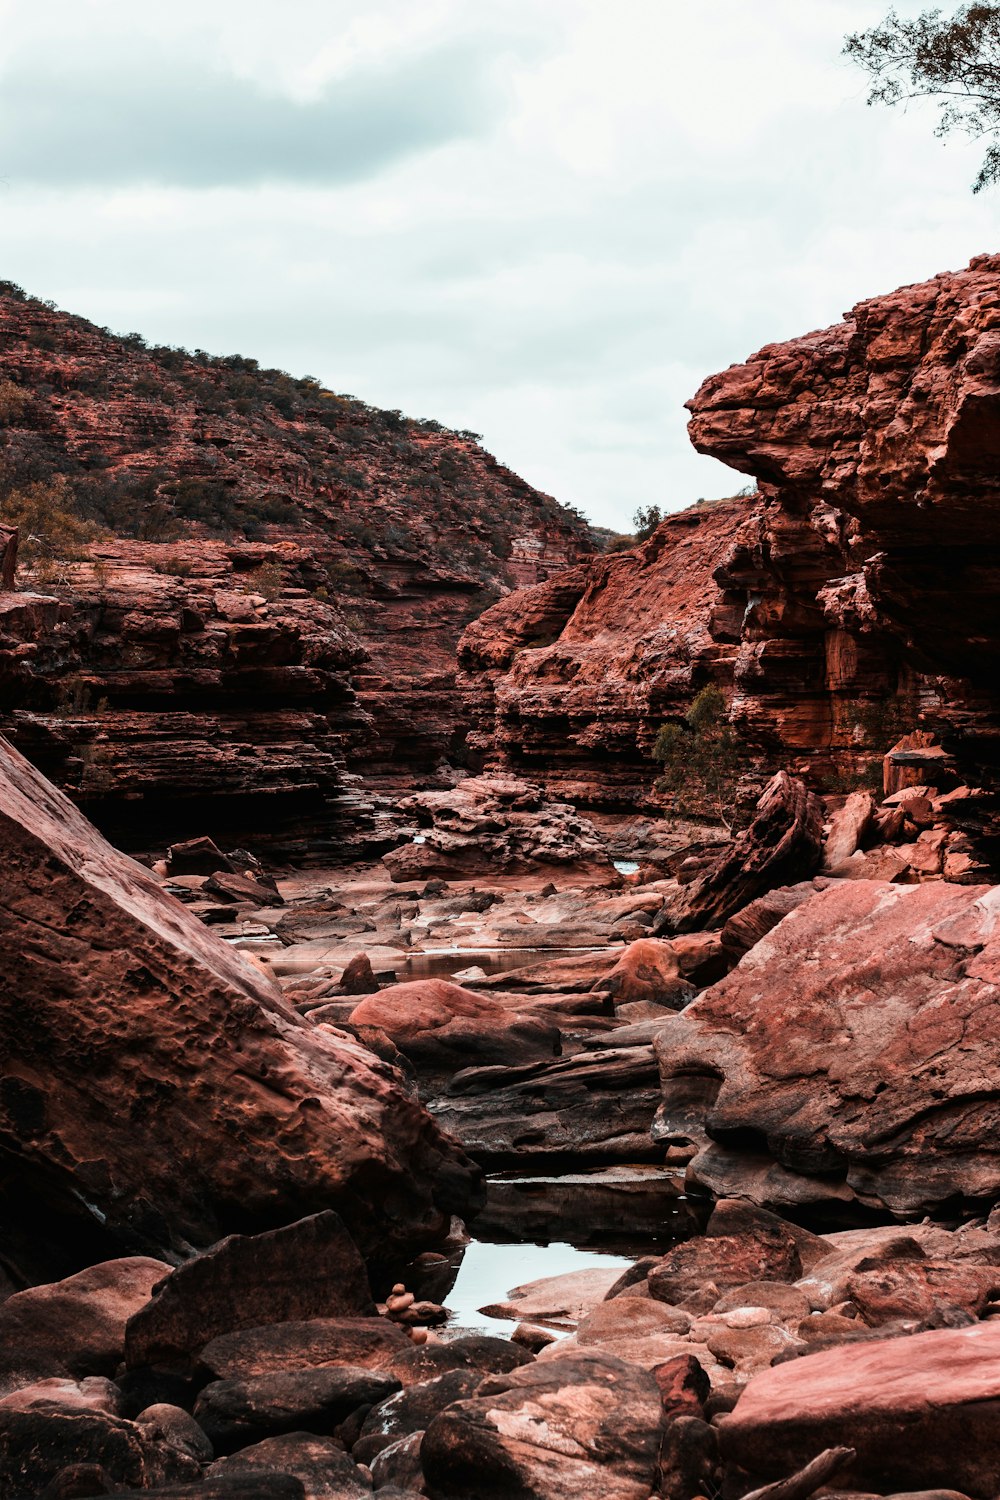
<box><xmin>462</xmin><ymin>254</ymin><xmax>1000</xmax><ymax>835</ymax></box>
<box><xmin>0</xmin><ymin>284</ymin><xmax>594</xmax><ymax>839</ymax></box>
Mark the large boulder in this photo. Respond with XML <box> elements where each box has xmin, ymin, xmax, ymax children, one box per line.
<box><xmin>0</xmin><ymin>734</ymin><xmax>480</xmax><ymax>1276</ymax></box>
<box><xmin>0</xmin><ymin>1258</ymin><xmax>169</xmax><ymax>1396</ymax></box>
<box><xmin>719</xmin><ymin>1320</ymin><xmax>1000</xmax><ymax>1498</ymax></box>
<box><xmin>348</xmin><ymin>980</ymin><xmax>561</xmax><ymax>1081</ymax></box>
<box><xmin>124</xmin><ymin>1213</ymin><xmax>375</xmax><ymax>1370</ymax></box>
<box><xmin>654</xmin><ymin>879</ymin><xmax>1000</xmax><ymax>1215</ymax></box>
<box><xmin>421</xmin><ymin>1349</ymin><xmax>663</xmax><ymax>1500</ymax></box>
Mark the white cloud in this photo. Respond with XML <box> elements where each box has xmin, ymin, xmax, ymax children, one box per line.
<box><xmin>0</xmin><ymin>0</ymin><xmax>995</xmax><ymax>528</ymax></box>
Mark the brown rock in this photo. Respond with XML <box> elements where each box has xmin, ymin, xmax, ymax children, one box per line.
<box><xmin>590</xmin><ymin>938</ymin><xmax>694</xmax><ymax>1010</ymax></box>
<box><xmin>0</xmin><ymin>1258</ymin><xmax>169</xmax><ymax>1396</ymax></box>
<box><xmin>719</xmin><ymin>1320</ymin><xmax>1000</xmax><ymax>1497</ymax></box>
<box><xmin>654</xmin><ymin>879</ymin><xmax>1000</xmax><ymax>1215</ymax></box>
<box><xmin>348</xmin><ymin>979</ymin><xmax>561</xmax><ymax>1080</ymax></box>
<box><xmin>421</xmin><ymin>1349</ymin><xmax>663</xmax><ymax>1500</ymax></box>
<box><xmin>125</xmin><ymin>1214</ymin><xmax>375</xmax><ymax>1370</ymax></box>
<box><xmin>0</xmin><ymin>737</ymin><xmax>480</xmax><ymax>1274</ymax></box>
<box><xmin>166</xmin><ymin>838</ymin><xmax>234</xmax><ymax>876</ymax></box>
<box><xmin>661</xmin><ymin>773</ymin><xmax>824</xmax><ymax>935</ymax></box>
<box><xmin>648</xmin><ymin>1226</ymin><xmax>802</xmax><ymax>1306</ymax></box>
<box><xmin>199</xmin><ymin>1318</ymin><xmax>412</xmax><ymax>1381</ymax></box>
<box><xmin>338</xmin><ymin>954</ymin><xmax>379</xmax><ymax>995</ymax></box>
<box><xmin>205</xmin><ymin>871</ymin><xmax>284</xmax><ymax>906</ymax></box>
<box><xmin>209</xmin><ymin>1432</ymin><xmax>371</xmax><ymax>1498</ymax></box>
<box><xmin>193</xmin><ymin>1366</ymin><xmax>400</xmax><ymax>1453</ymax></box>
<box><xmin>0</xmin><ymin>1406</ymin><xmax>200</xmax><ymax>1497</ymax></box>
<box><xmin>823</xmin><ymin>792</ymin><xmax>875</xmax><ymax>872</ymax></box>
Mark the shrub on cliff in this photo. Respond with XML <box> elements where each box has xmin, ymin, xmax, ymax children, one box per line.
<box><xmin>633</xmin><ymin>504</ymin><xmax>664</xmax><ymax>541</ymax></box>
<box><xmin>0</xmin><ymin>480</ymin><xmax>101</xmax><ymax>569</ymax></box>
<box><xmin>653</xmin><ymin>685</ymin><xmax>744</xmax><ymax>829</ymax></box>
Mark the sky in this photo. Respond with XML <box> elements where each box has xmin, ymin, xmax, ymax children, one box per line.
<box><xmin>0</xmin><ymin>1</ymin><xmax>997</xmax><ymax>531</ymax></box>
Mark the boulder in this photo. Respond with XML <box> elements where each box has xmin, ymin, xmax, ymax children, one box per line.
<box><xmin>0</xmin><ymin>735</ymin><xmax>480</xmax><ymax>1273</ymax></box>
<box><xmin>205</xmin><ymin>871</ymin><xmax>284</xmax><ymax>906</ymax></box>
<box><xmin>354</xmin><ymin>1370</ymin><xmax>482</xmax><ymax>1464</ymax></box>
<box><xmin>658</xmin><ymin>773</ymin><xmax>824</xmax><ymax>935</ymax></box>
<box><xmin>421</xmin><ymin>1349</ymin><xmax>663</xmax><ymax>1500</ymax></box>
<box><xmin>719</xmin><ymin>1320</ymin><xmax>1000</xmax><ymax>1497</ymax></box>
<box><xmin>654</xmin><ymin>879</ymin><xmax>1000</xmax><ymax>1215</ymax></box>
<box><xmin>134</xmin><ymin>1404</ymin><xmax>214</xmax><ymax>1464</ymax></box>
<box><xmin>348</xmin><ymin>981</ymin><xmax>560</xmax><ymax>1081</ymax></box>
<box><xmin>823</xmin><ymin>791</ymin><xmax>875</xmax><ymax>872</ymax></box>
<box><xmin>209</xmin><ymin>1433</ymin><xmax>372</xmax><ymax>1499</ymax></box>
<box><xmin>0</xmin><ymin>1257</ymin><xmax>169</xmax><ymax>1396</ymax></box>
<box><xmin>125</xmin><ymin>1213</ymin><xmax>375</xmax><ymax>1370</ymax></box>
<box><xmin>590</xmin><ymin>939</ymin><xmax>694</xmax><ymax>1010</ymax></box>
<box><xmin>199</xmin><ymin>1319</ymin><xmax>413</xmax><ymax>1381</ymax></box>
<box><xmin>193</xmin><ymin>1367</ymin><xmax>400</xmax><ymax>1453</ymax></box>
<box><xmin>0</xmin><ymin>1405</ymin><xmax>200</xmax><ymax>1497</ymax></box>
<box><xmin>648</xmin><ymin>1230</ymin><xmax>801</xmax><ymax>1306</ymax></box>
<box><xmin>166</xmin><ymin>838</ymin><xmax>235</xmax><ymax>877</ymax></box>
<box><xmin>368</xmin><ymin>1430</ymin><xmax>424</xmax><ymax>1492</ymax></box>
<box><xmin>338</xmin><ymin>955</ymin><xmax>379</xmax><ymax>996</ymax></box>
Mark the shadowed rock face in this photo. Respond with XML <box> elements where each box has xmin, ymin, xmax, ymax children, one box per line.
<box><xmin>0</xmin><ymin>734</ymin><xmax>481</xmax><ymax>1283</ymax></box>
<box><xmin>653</xmin><ymin>878</ymin><xmax>1000</xmax><ymax>1217</ymax></box>
<box><xmin>462</xmin><ymin>255</ymin><xmax>1000</xmax><ymax>836</ymax></box>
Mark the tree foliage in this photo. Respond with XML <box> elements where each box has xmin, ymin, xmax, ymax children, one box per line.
<box><xmin>633</xmin><ymin>504</ymin><xmax>664</xmax><ymax>541</ymax></box>
<box><xmin>845</xmin><ymin>4</ymin><xmax>1000</xmax><ymax>191</ymax></box>
<box><xmin>652</xmin><ymin>684</ymin><xmax>743</xmax><ymax>829</ymax></box>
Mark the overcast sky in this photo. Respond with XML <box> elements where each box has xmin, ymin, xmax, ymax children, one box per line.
<box><xmin>0</xmin><ymin>0</ymin><xmax>996</xmax><ymax>530</ymax></box>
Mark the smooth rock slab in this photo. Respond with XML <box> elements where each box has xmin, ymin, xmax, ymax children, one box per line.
<box><xmin>719</xmin><ymin>1320</ymin><xmax>1000</xmax><ymax>1497</ymax></box>
<box><xmin>421</xmin><ymin>1349</ymin><xmax>662</xmax><ymax>1500</ymax></box>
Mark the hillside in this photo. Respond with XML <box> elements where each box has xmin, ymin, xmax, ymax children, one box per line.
<box><xmin>0</xmin><ymin>282</ymin><xmax>595</xmax><ymax>839</ymax></box>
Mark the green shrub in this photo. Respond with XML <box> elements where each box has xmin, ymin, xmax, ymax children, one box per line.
<box><xmin>652</xmin><ymin>684</ymin><xmax>743</xmax><ymax>829</ymax></box>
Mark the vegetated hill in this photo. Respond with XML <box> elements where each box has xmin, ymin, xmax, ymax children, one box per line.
<box><xmin>0</xmin><ymin>281</ymin><xmax>596</xmax><ymax>831</ymax></box>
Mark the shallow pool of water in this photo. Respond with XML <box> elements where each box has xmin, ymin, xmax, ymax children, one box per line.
<box><xmin>444</xmin><ymin>1237</ymin><xmax>632</xmax><ymax>1337</ymax></box>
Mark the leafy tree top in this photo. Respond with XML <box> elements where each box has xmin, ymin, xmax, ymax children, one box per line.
<box><xmin>845</xmin><ymin>4</ymin><xmax>1000</xmax><ymax>191</ymax></box>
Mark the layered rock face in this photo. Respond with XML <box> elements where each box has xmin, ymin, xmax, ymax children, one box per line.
<box><xmin>0</xmin><ymin>285</ymin><xmax>593</xmax><ymax>826</ymax></box>
<box><xmin>463</xmin><ymin>254</ymin><xmax>1000</xmax><ymax>833</ymax></box>
<box><xmin>460</xmin><ymin>501</ymin><xmax>749</xmax><ymax>809</ymax></box>
<box><xmin>0</xmin><ymin>541</ymin><xmax>372</xmax><ymax>853</ymax></box>
<box><xmin>0</xmin><ymin>733</ymin><xmax>480</xmax><ymax>1284</ymax></box>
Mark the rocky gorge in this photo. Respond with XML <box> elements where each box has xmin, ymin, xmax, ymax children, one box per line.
<box><xmin>6</xmin><ymin>256</ymin><xmax>1000</xmax><ymax>1499</ymax></box>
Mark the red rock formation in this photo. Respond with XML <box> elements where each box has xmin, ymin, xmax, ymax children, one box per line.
<box><xmin>0</xmin><ymin>732</ymin><xmax>480</xmax><ymax>1283</ymax></box>
<box><xmin>462</xmin><ymin>255</ymin><xmax>1000</xmax><ymax>843</ymax></box>
<box><xmin>0</xmin><ymin>284</ymin><xmax>594</xmax><ymax>825</ymax></box>
<box><xmin>0</xmin><ymin>539</ymin><xmax>371</xmax><ymax>853</ymax></box>
<box><xmin>460</xmin><ymin>501</ymin><xmax>749</xmax><ymax>808</ymax></box>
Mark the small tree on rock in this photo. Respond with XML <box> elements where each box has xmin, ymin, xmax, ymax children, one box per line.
<box><xmin>845</xmin><ymin>4</ymin><xmax>1000</xmax><ymax>191</ymax></box>
<box><xmin>653</xmin><ymin>685</ymin><xmax>743</xmax><ymax>829</ymax></box>
<box><xmin>633</xmin><ymin>504</ymin><xmax>664</xmax><ymax>541</ymax></box>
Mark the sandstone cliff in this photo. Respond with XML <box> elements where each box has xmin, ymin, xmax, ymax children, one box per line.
<box><xmin>462</xmin><ymin>254</ymin><xmax>1000</xmax><ymax>840</ymax></box>
<box><xmin>0</xmin><ymin>283</ymin><xmax>594</xmax><ymax>834</ymax></box>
